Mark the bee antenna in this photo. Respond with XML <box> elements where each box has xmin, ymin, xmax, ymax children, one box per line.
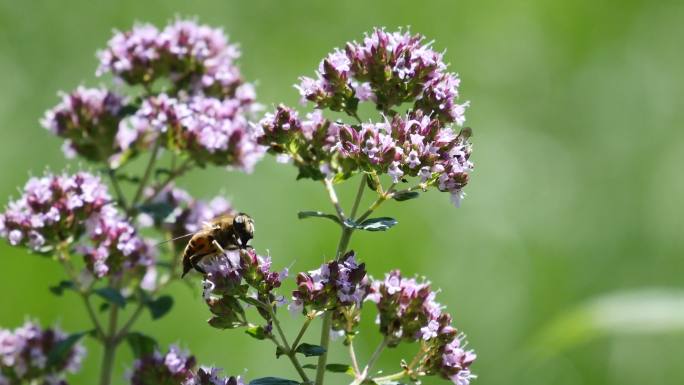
<box><xmin>155</xmin><ymin>232</ymin><xmax>196</xmax><ymax>246</ymax></box>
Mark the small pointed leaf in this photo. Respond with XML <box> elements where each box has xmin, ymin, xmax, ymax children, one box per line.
<box><xmin>295</xmin><ymin>343</ymin><xmax>326</xmax><ymax>357</ymax></box>
<box><xmin>49</xmin><ymin>280</ymin><xmax>75</xmax><ymax>296</ymax></box>
<box><xmin>126</xmin><ymin>332</ymin><xmax>158</xmax><ymax>358</ymax></box>
<box><xmin>297</xmin><ymin>211</ymin><xmax>341</xmax><ymax>225</ymax></box>
<box><xmin>392</xmin><ymin>191</ymin><xmax>420</xmax><ymax>202</ymax></box>
<box><xmin>47</xmin><ymin>331</ymin><xmax>88</xmax><ymax>368</ymax></box>
<box><xmin>94</xmin><ymin>287</ymin><xmax>126</xmax><ymax>308</ymax></box>
<box><xmin>245</xmin><ymin>325</ymin><xmax>267</xmax><ymax>340</ymax></box>
<box><xmin>356</xmin><ymin>217</ymin><xmax>398</xmax><ymax>231</ymax></box>
<box><xmin>249</xmin><ymin>377</ymin><xmax>300</xmax><ymax>385</ymax></box>
<box><xmin>147</xmin><ymin>296</ymin><xmax>174</xmax><ymax>320</ymax></box>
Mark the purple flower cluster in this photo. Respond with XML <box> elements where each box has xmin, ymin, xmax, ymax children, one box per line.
<box><xmin>140</xmin><ymin>184</ymin><xmax>234</xmax><ymax>240</ymax></box>
<box><xmin>337</xmin><ymin>112</ymin><xmax>473</xmax><ymax>206</ymax></box>
<box><xmin>0</xmin><ymin>171</ymin><xmax>155</xmax><ymax>279</ymax></box>
<box><xmin>423</xmin><ymin>335</ymin><xmax>477</xmax><ymax>385</ymax></box>
<box><xmin>291</xmin><ymin>252</ymin><xmax>369</xmax><ymax>312</ymax></box>
<box><xmin>97</xmin><ymin>18</ymin><xmax>245</xmax><ymax>98</ymax></box>
<box><xmin>41</xmin><ymin>87</ymin><xmax>132</xmax><ymax>165</ymax></box>
<box><xmin>367</xmin><ymin>271</ymin><xmax>476</xmax><ymax>384</ymax></box>
<box><xmin>259</xmin><ymin>28</ymin><xmax>474</xmax><ymax>205</ymax></box>
<box><xmin>128</xmin><ymin>346</ymin><xmax>196</xmax><ymax>385</ymax></box>
<box><xmin>202</xmin><ymin>249</ymin><xmax>286</xmax><ymax>329</ymax></box>
<box><xmin>128</xmin><ymin>346</ymin><xmax>243</xmax><ymax>385</ymax></box>
<box><xmin>189</xmin><ymin>367</ymin><xmax>244</xmax><ymax>385</ymax></box>
<box><xmin>80</xmin><ymin>205</ymin><xmax>155</xmax><ymax>278</ymax></box>
<box><xmin>0</xmin><ymin>171</ymin><xmax>111</xmax><ymax>252</ymax></box>
<box><xmin>123</xmin><ymin>92</ymin><xmax>263</xmax><ymax>171</ymax></box>
<box><xmin>0</xmin><ymin>321</ymin><xmax>86</xmax><ymax>385</ymax></box>
<box><xmin>297</xmin><ymin>28</ymin><xmax>467</xmax><ymax>123</ymax></box>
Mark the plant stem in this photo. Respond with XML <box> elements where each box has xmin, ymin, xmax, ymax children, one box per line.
<box><xmin>348</xmin><ymin>340</ymin><xmax>361</xmax><ymax>378</ymax></box>
<box><xmin>265</xmin><ymin>304</ymin><xmax>311</xmax><ymax>383</ymax></box>
<box><xmin>292</xmin><ymin>316</ymin><xmax>314</xmax><ymax>350</ymax></box>
<box><xmin>143</xmin><ymin>158</ymin><xmax>194</xmax><ymax>205</ymax></box>
<box><xmin>362</xmin><ymin>337</ymin><xmax>387</xmax><ymax>379</ymax></box>
<box><xmin>314</xmin><ymin>312</ymin><xmax>332</xmax><ymax>385</ymax></box>
<box><xmin>83</xmin><ymin>295</ymin><xmax>105</xmax><ymax>340</ymax></box>
<box><xmin>316</xmin><ymin>175</ymin><xmax>368</xmax><ymax>385</ymax></box>
<box><xmin>323</xmin><ymin>178</ymin><xmax>346</xmax><ymax>222</ymax></box>
<box><xmin>107</xmin><ymin>168</ymin><xmax>128</xmax><ymax>210</ymax></box>
<box><xmin>130</xmin><ymin>137</ymin><xmax>161</xmax><ymax>211</ymax></box>
<box><xmin>99</xmin><ymin>342</ymin><xmax>117</xmax><ymax>385</ymax></box>
<box><xmin>356</xmin><ymin>182</ymin><xmax>396</xmax><ymax>223</ymax></box>
<box><xmin>372</xmin><ymin>370</ymin><xmax>407</xmax><ymax>383</ymax></box>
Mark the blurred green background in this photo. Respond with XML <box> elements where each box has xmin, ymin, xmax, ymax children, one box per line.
<box><xmin>1</xmin><ymin>1</ymin><xmax>683</xmax><ymax>384</ymax></box>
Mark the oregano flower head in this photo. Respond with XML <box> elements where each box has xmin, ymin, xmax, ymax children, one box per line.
<box><xmin>259</xmin><ymin>28</ymin><xmax>474</xmax><ymax>206</ymax></box>
<box><xmin>0</xmin><ymin>321</ymin><xmax>86</xmax><ymax>385</ymax></box>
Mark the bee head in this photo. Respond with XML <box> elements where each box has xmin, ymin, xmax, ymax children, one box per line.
<box><xmin>233</xmin><ymin>213</ymin><xmax>255</xmax><ymax>247</ymax></box>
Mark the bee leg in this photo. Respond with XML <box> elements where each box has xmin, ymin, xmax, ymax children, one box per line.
<box><xmin>189</xmin><ymin>253</ymin><xmax>208</xmax><ymax>275</ymax></box>
<box><xmin>212</xmin><ymin>240</ymin><xmax>226</xmax><ymax>253</ymax></box>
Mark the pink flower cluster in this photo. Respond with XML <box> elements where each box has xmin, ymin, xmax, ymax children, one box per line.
<box><xmin>0</xmin><ymin>321</ymin><xmax>86</xmax><ymax>385</ymax></box>
<box><xmin>290</xmin><ymin>252</ymin><xmax>369</xmax><ymax>333</ymax></box>
<box><xmin>128</xmin><ymin>346</ymin><xmax>243</xmax><ymax>385</ymax></box>
<box><xmin>141</xmin><ymin>184</ymin><xmax>234</xmax><ymax>238</ymax></box>
<box><xmin>0</xmin><ymin>171</ymin><xmax>111</xmax><ymax>251</ymax></box>
<box><xmin>297</xmin><ymin>28</ymin><xmax>467</xmax><ymax>124</ymax></box>
<box><xmin>40</xmin><ymin>87</ymin><xmax>130</xmax><ymax>164</ymax></box>
<box><xmin>80</xmin><ymin>205</ymin><xmax>155</xmax><ymax>278</ymax></box>
<box><xmin>123</xmin><ymin>92</ymin><xmax>263</xmax><ymax>171</ymax></box>
<box><xmin>259</xmin><ymin>28</ymin><xmax>474</xmax><ymax>206</ymax></box>
<box><xmin>202</xmin><ymin>249</ymin><xmax>286</xmax><ymax>329</ymax></box>
<box><xmin>0</xmin><ymin>171</ymin><xmax>154</xmax><ymax>279</ymax></box>
<box><xmin>367</xmin><ymin>271</ymin><xmax>476</xmax><ymax>385</ymax></box>
<box><xmin>97</xmin><ymin>19</ymin><xmax>244</xmax><ymax>98</ymax></box>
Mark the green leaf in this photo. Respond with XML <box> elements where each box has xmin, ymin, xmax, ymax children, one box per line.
<box><xmin>137</xmin><ymin>201</ymin><xmax>175</xmax><ymax>223</ymax></box>
<box><xmin>295</xmin><ymin>343</ymin><xmax>326</xmax><ymax>357</ymax></box>
<box><xmin>297</xmin><ymin>211</ymin><xmax>341</xmax><ymax>225</ymax></box>
<box><xmin>302</xmin><ymin>364</ymin><xmax>317</xmax><ymax>370</ymax></box>
<box><xmin>49</xmin><ymin>280</ymin><xmax>75</xmax><ymax>296</ymax></box>
<box><xmin>249</xmin><ymin>377</ymin><xmax>300</xmax><ymax>385</ymax></box>
<box><xmin>392</xmin><ymin>191</ymin><xmax>420</xmax><ymax>202</ymax></box>
<box><xmin>47</xmin><ymin>331</ymin><xmax>87</xmax><ymax>368</ymax></box>
<box><xmin>94</xmin><ymin>288</ymin><xmax>126</xmax><ymax>308</ymax></box>
<box><xmin>245</xmin><ymin>325</ymin><xmax>267</xmax><ymax>340</ymax></box>
<box><xmin>126</xmin><ymin>332</ymin><xmax>158</xmax><ymax>358</ymax></box>
<box><xmin>531</xmin><ymin>289</ymin><xmax>684</xmax><ymax>356</ymax></box>
<box><xmin>99</xmin><ymin>303</ymin><xmax>110</xmax><ymax>312</ymax></box>
<box><xmin>208</xmin><ymin>315</ymin><xmax>243</xmax><ymax>330</ymax></box>
<box><xmin>147</xmin><ymin>296</ymin><xmax>174</xmax><ymax>320</ymax></box>
<box><xmin>241</xmin><ymin>296</ymin><xmax>266</xmax><ymax>309</ymax></box>
<box><xmin>325</xmin><ymin>364</ymin><xmax>353</xmax><ymax>374</ymax></box>
<box><xmin>356</xmin><ymin>217</ymin><xmax>398</xmax><ymax>231</ymax></box>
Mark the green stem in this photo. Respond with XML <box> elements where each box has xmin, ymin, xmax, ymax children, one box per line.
<box><xmin>265</xmin><ymin>304</ymin><xmax>311</xmax><ymax>383</ymax></box>
<box><xmin>316</xmin><ymin>175</ymin><xmax>367</xmax><ymax>385</ymax></box>
<box><xmin>348</xmin><ymin>340</ymin><xmax>361</xmax><ymax>378</ymax></box>
<box><xmin>372</xmin><ymin>370</ymin><xmax>407</xmax><ymax>383</ymax></box>
<box><xmin>130</xmin><ymin>137</ymin><xmax>161</xmax><ymax>212</ymax></box>
<box><xmin>99</xmin><ymin>342</ymin><xmax>117</xmax><ymax>385</ymax></box>
<box><xmin>142</xmin><ymin>158</ymin><xmax>194</xmax><ymax>205</ymax></box>
<box><xmin>107</xmin><ymin>168</ymin><xmax>128</xmax><ymax>210</ymax></box>
<box><xmin>362</xmin><ymin>337</ymin><xmax>388</xmax><ymax>379</ymax></box>
<box><xmin>292</xmin><ymin>316</ymin><xmax>314</xmax><ymax>350</ymax></box>
<box><xmin>314</xmin><ymin>312</ymin><xmax>332</xmax><ymax>385</ymax></box>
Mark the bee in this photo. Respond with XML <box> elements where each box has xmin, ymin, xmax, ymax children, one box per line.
<box><xmin>179</xmin><ymin>213</ymin><xmax>255</xmax><ymax>278</ymax></box>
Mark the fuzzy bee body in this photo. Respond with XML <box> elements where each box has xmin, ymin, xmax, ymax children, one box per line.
<box><xmin>181</xmin><ymin>213</ymin><xmax>255</xmax><ymax>278</ymax></box>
